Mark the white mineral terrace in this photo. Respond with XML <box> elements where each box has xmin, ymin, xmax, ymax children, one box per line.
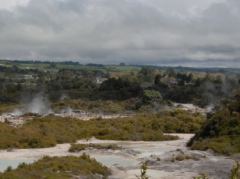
<box><xmin>0</xmin><ymin>134</ymin><xmax>234</xmax><ymax>179</ymax></box>
<box><xmin>0</xmin><ymin>110</ymin><xmax>131</xmax><ymax>126</ymax></box>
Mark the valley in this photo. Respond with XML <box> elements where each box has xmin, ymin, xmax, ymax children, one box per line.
<box><xmin>0</xmin><ymin>61</ymin><xmax>239</xmax><ymax>178</ymax></box>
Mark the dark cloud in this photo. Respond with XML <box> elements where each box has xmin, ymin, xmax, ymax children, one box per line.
<box><xmin>0</xmin><ymin>0</ymin><xmax>239</xmax><ymax>67</ymax></box>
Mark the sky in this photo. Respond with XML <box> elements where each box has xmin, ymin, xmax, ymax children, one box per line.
<box><xmin>0</xmin><ymin>0</ymin><xmax>239</xmax><ymax>67</ymax></box>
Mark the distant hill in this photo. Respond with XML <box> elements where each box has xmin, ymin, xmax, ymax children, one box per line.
<box><xmin>1</xmin><ymin>59</ymin><xmax>240</xmax><ymax>74</ymax></box>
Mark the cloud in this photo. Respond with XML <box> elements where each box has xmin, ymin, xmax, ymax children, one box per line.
<box><xmin>0</xmin><ymin>0</ymin><xmax>29</xmax><ymax>10</ymax></box>
<box><xmin>0</xmin><ymin>0</ymin><xmax>239</xmax><ymax>67</ymax></box>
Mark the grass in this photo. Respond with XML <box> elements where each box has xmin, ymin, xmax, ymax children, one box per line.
<box><xmin>0</xmin><ymin>116</ymin><xmax>175</xmax><ymax>149</ymax></box>
<box><xmin>69</xmin><ymin>143</ymin><xmax>121</xmax><ymax>152</ymax></box>
<box><xmin>190</xmin><ymin>136</ymin><xmax>240</xmax><ymax>155</ymax></box>
<box><xmin>0</xmin><ymin>154</ymin><xmax>110</xmax><ymax>179</ymax></box>
<box><xmin>0</xmin><ymin>110</ymin><xmax>204</xmax><ymax>149</ymax></box>
<box><xmin>0</xmin><ymin>103</ymin><xmax>18</xmax><ymax>114</ymax></box>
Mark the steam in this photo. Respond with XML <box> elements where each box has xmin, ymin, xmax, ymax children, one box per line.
<box><xmin>9</xmin><ymin>93</ymin><xmax>53</xmax><ymax>116</ymax></box>
<box><xmin>12</xmin><ymin>109</ymin><xmax>23</xmax><ymax>116</ymax></box>
<box><xmin>23</xmin><ymin>94</ymin><xmax>52</xmax><ymax>115</ymax></box>
<box><xmin>60</xmin><ymin>94</ymin><xmax>69</xmax><ymax>101</ymax></box>
<box><xmin>200</xmin><ymin>74</ymin><xmax>240</xmax><ymax>107</ymax></box>
<box><xmin>60</xmin><ymin>107</ymin><xmax>73</xmax><ymax>116</ymax></box>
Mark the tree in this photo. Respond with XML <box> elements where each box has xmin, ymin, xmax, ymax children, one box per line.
<box><xmin>138</xmin><ymin>67</ymin><xmax>155</xmax><ymax>82</ymax></box>
<box><xmin>143</xmin><ymin>90</ymin><xmax>162</xmax><ymax>104</ymax></box>
<box><xmin>154</xmin><ymin>74</ymin><xmax>162</xmax><ymax>85</ymax></box>
<box><xmin>98</xmin><ymin>78</ymin><xmax>142</xmax><ymax>100</ymax></box>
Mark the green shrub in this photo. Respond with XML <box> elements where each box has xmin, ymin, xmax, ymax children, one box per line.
<box><xmin>0</xmin><ymin>155</ymin><xmax>110</xmax><ymax>179</ymax></box>
<box><xmin>193</xmin><ymin>174</ymin><xmax>209</xmax><ymax>179</ymax></box>
<box><xmin>188</xmin><ymin>90</ymin><xmax>240</xmax><ymax>155</ymax></box>
<box><xmin>230</xmin><ymin>161</ymin><xmax>240</xmax><ymax>179</ymax></box>
<box><xmin>69</xmin><ymin>144</ymin><xmax>87</xmax><ymax>152</ymax></box>
<box><xmin>136</xmin><ymin>162</ymin><xmax>149</xmax><ymax>179</ymax></box>
<box><xmin>0</xmin><ymin>109</ymin><xmax>204</xmax><ymax>149</ymax></box>
<box><xmin>69</xmin><ymin>143</ymin><xmax>121</xmax><ymax>152</ymax></box>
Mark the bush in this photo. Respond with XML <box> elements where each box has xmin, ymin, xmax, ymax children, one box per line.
<box><xmin>0</xmin><ymin>109</ymin><xmax>204</xmax><ymax>149</ymax></box>
<box><xmin>69</xmin><ymin>143</ymin><xmax>121</xmax><ymax>152</ymax></box>
<box><xmin>231</xmin><ymin>161</ymin><xmax>240</xmax><ymax>179</ymax></box>
<box><xmin>188</xmin><ymin>90</ymin><xmax>240</xmax><ymax>155</ymax></box>
<box><xmin>0</xmin><ymin>155</ymin><xmax>110</xmax><ymax>179</ymax></box>
<box><xmin>143</xmin><ymin>90</ymin><xmax>162</xmax><ymax>104</ymax></box>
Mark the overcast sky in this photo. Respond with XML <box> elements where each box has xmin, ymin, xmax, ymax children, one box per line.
<box><xmin>0</xmin><ymin>0</ymin><xmax>239</xmax><ymax>67</ymax></box>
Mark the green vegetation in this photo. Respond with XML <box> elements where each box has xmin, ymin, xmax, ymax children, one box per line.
<box><xmin>193</xmin><ymin>162</ymin><xmax>240</xmax><ymax>179</ymax></box>
<box><xmin>53</xmin><ymin>99</ymin><xmax>136</xmax><ymax>113</ymax></box>
<box><xmin>0</xmin><ymin>60</ymin><xmax>239</xmax><ymax>108</ymax></box>
<box><xmin>0</xmin><ymin>116</ymin><xmax>173</xmax><ymax>149</ymax></box>
<box><xmin>231</xmin><ymin>161</ymin><xmax>240</xmax><ymax>179</ymax></box>
<box><xmin>98</xmin><ymin>78</ymin><xmax>142</xmax><ymax>100</ymax></box>
<box><xmin>143</xmin><ymin>90</ymin><xmax>162</xmax><ymax>104</ymax></box>
<box><xmin>0</xmin><ymin>104</ymin><xmax>18</xmax><ymax>114</ymax></box>
<box><xmin>0</xmin><ymin>110</ymin><xmax>204</xmax><ymax>149</ymax></box>
<box><xmin>193</xmin><ymin>174</ymin><xmax>209</xmax><ymax>179</ymax></box>
<box><xmin>0</xmin><ymin>154</ymin><xmax>110</xmax><ymax>179</ymax></box>
<box><xmin>136</xmin><ymin>162</ymin><xmax>149</xmax><ymax>179</ymax></box>
<box><xmin>188</xmin><ymin>90</ymin><xmax>240</xmax><ymax>155</ymax></box>
<box><xmin>69</xmin><ymin>143</ymin><xmax>121</xmax><ymax>152</ymax></box>
<box><xmin>1</xmin><ymin>59</ymin><xmax>240</xmax><ymax>178</ymax></box>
